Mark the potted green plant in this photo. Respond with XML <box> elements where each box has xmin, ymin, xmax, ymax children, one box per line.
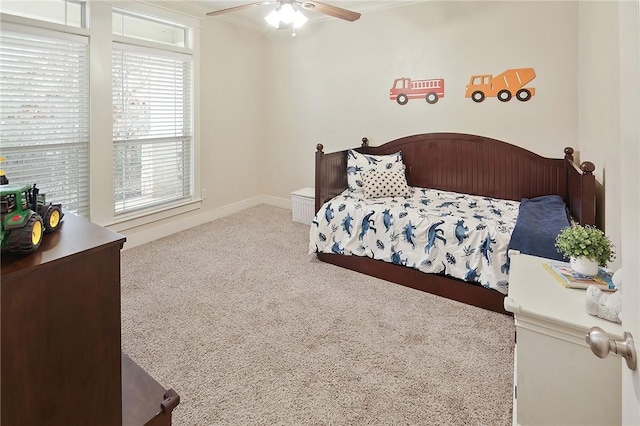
<box><xmin>555</xmin><ymin>224</ymin><xmax>616</xmax><ymax>276</ymax></box>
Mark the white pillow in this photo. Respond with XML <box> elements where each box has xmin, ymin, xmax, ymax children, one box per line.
<box><xmin>346</xmin><ymin>149</ymin><xmax>405</xmax><ymax>193</ymax></box>
<box><xmin>362</xmin><ymin>167</ymin><xmax>412</xmax><ymax>199</ymax></box>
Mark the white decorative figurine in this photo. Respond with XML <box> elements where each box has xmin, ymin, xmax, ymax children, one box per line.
<box><xmin>585</xmin><ymin>269</ymin><xmax>623</xmax><ymax>324</ymax></box>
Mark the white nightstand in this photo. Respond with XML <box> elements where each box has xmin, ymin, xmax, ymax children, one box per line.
<box><xmin>504</xmin><ymin>253</ymin><xmax>622</xmax><ymax>426</ymax></box>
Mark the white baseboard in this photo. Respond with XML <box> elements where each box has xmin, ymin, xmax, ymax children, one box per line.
<box><xmin>121</xmin><ymin>194</ymin><xmax>291</xmax><ymax>250</ymax></box>
<box><xmin>261</xmin><ymin>194</ymin><xmax>291</xmax><ymax>209</ymax></box>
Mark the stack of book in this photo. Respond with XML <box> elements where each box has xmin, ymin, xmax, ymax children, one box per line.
<box><xmin>542</xmin><ymin>260</ymin><xmax>616</xmax><ymax>291</ymax></box>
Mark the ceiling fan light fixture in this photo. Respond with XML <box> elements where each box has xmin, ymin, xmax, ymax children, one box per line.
<box><xmin>293</xmin><ymin>10</ymin><xmax>308</xmax><ymax>28</ymax></box>
<box><xmin>264</xmin><ymin>2</ymin><xmax>308</xmax><ymax>30</ymax></box>
<box><xmin>208</xmin><ymin>1</ymin><xmax>361</xmax><ymax>27</ymax></box>
<box><xmin>264</xmin><ymin>9</ymin><xmax>280</xmax><ymax>28</ymax></box>
<box><xmin>278</xmin><ymin>3</ymin><xmax>296</xmax><ymax>24</ymax></box>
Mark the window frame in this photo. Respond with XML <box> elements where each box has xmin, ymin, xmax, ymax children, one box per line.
<box><xmin>112</xmin><ymin>8</ymin><xmax>190</xmax><ymax>49</ymax></box>
<box><xmin>110</xmin><ymin>7</ymin><xmax>197</xmax><ymax>221</ymax></box>
<box><xmin>0</xmin><ymin>0</ymin><xmax>88</xmax><ymax>29</ymax></box>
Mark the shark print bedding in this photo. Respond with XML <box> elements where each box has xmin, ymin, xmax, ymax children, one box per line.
<box><xmin>309</xmin><ymin>188</ymin><xmax>520</xmax><ymax>294</ymax></box>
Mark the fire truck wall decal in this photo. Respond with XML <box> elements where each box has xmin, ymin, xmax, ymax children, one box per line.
<box><xmin>389</xmin><ymin>77</ymin><xmax>445</xmax><ymax>105</ymax></box>
<box><xmin>465</xmin><ymin>68</ymin><xmax>536</xmax><ymax>103</ymax></box>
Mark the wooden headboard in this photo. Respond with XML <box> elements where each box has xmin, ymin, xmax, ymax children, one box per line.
<box><xmin>315</xmin><ymin>133</ymin><xmax>596</xmax><ymax>226</ymax></box>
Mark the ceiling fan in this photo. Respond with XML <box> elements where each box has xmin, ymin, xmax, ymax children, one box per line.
<box><xmin>206</xmin><ymin>1</ymin><xmax>361</xmax><ymax>28</ymax></box>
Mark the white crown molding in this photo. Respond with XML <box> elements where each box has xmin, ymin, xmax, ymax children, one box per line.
<box><xmin>301</xmin><ymin>0</ymin><xmax>428</xmax><ymax>27</ymax></box>
<box><xmin>136</xmin><ymin>0</ymin><xmax>210</xmax><ymax>18</ymax></box>
<box><xmin>351</xmin><ymin>0</ymin><xmax>428</xmax><ymax>15</ymax></box>
<box><xmin>137</xmin><ymin>0</ymin><xmax>429</xmax><ymax>32</ymax></box>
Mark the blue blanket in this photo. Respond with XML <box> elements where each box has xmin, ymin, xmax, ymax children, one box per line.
<box><xmin>508</xmin><ymin>195</ymin><xmax>570</xmax><ymax>261</ymax></box>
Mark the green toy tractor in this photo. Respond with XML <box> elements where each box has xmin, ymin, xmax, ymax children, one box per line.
<box><xmin>0</xmin><ymin>182</ymin><xmax>64</xmax><ymax>254</ymax></box>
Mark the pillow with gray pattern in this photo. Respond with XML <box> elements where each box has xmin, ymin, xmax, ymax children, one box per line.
<box><xmin>362</xmin><ymin>167</ymin><xmax>412</xmax><ymax>198</ymax></box>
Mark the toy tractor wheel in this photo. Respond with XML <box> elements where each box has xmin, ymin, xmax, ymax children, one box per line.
<box><xmin>41</xmin><ymin>204</ymin><xmax>63</xmax><ymax>233</ymax></box>
<box><xmin>7</xmin><ymin>214</ymin><xmax>44</xmax><ymax>254</ymax></box>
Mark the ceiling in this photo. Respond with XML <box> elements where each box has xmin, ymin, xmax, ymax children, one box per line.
<box><xmin>140</xmin><ymin>1</ymin><xmax>427</xmax><ymax>31</ymax></box>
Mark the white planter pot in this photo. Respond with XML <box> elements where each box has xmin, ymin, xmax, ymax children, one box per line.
<box><xmin>570</xmin><ymin>256</ymin><xmax>599</xmax><ymax>277</ymax></box>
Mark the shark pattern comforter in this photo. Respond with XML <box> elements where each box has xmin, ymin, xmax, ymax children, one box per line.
<box><xmin>309</xmin><ymin>188</ymin><xmax>520</xmax><ymax>294</ymax></box>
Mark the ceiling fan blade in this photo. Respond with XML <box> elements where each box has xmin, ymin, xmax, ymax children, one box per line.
<box><xmin>206</xmin><ymin>1</ymin><xmax>276</xmax><ymax>17</ymax></box>
<box><xmin>298</xmin><ymin>1</ymin><xmax>361</xmax><ymax>22</ymax></box>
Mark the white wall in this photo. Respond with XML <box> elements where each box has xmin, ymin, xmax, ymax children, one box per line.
<box><xmin>12</xmin><ymin>1</ymin><xmax>617</xmax><ymax>251</ymax></box>
<box><xmin>106</xmin><ymin>13</ymin><xmax>270</xmax><ymax>247</ymax></box>
<box><xmin>124</xmin><ymin>0</ymin><xmax>597</xmax><ymax>248</ymax></box>
<box><xmin>263</xmin><ymin>1</ymin><xmax>580</xmax><ymax>199</ymax></box>
<box><xmin>199</xmin><ymin>19</ymin><xmax>266</xmax><ymax>205</ymax></box>
<box><xmin>578</xmin><ymin>1</ymin><xmax>622</xmax><ymax>270</ymax></box>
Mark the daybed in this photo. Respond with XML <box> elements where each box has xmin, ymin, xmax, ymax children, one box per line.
<box><xmin>310</xmin><ymin>133</ymin><xmax>596</xmax><ymax>314</ymax></box>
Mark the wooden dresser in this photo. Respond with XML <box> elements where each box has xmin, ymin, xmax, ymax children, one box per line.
<box><xmin>1</xmin><ymin>212</ymin><xmax>178</xmax><ymax>425</ymax></box>
<box><xmin>504</xmin><ymin>253</ymin><xmax>621</xmax><ymax>426</ymax></box>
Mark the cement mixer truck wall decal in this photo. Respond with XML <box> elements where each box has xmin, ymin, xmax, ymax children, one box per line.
<box><xmin>465</xmin><ymin>68</ymin><xmax>536</xmax><ymax>103</ymax></box>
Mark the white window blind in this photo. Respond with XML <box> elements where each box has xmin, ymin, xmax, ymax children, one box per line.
<box><xmin>0</xmin><ymin>28</ymin><xmax>89</xmax><ymax>217</ymax></box>
<box><xmin>112</xmin><ymin>44</ymin><xmax>192</xmax><ymax>215</ymax></box>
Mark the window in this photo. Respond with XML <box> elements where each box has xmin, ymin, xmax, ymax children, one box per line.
<box><xmin>0</xmin><ymin>0</ymin><xmax>86</xmax><ymax>28</ymax></box>
<box><xmin>0</xmin><ymin>26</ymin><xmax>90</xmax><ymax>216</ymax></box>
<box><xmin>113</xmin><ymin>9</ymin><xmax>188</xmax><ymax>48</ymax></box>
<box><xmin>112</xmin><ymin>43</ymin><xmax>192</xmax><ymax>215</ymax></box>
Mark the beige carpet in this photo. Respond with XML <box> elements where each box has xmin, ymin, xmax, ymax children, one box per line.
<box><xmin>121</xmin><ymin>204</ymin><xmax>515</xmax><ymax>425</ymax></box>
